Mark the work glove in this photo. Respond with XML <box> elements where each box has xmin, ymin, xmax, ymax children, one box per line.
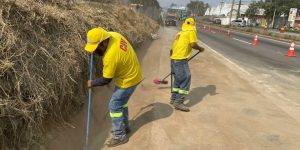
<box><xmin>199</xmin><ymin>47</ymin><xmax>205</xmax><ymax>52</ymax></box>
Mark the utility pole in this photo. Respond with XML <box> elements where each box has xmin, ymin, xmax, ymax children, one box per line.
<box><xmin>271</xmin><ymin>8</ymin><xmax>276</xmax><ymax>28</ymax></box>
<box><xmin>219</xmin><ymin>0</ymin><xmax>224</xmax><ymax>16</ymax></box>
<box><xmin>229</xmin><ymin>0</ymin><xmax>235</xmax><ymax>25</ymax></box>
<box><xmin>236</xmin><ymin>0</ymin><xmax>242</xmax><ymax>20</ymax></box>
<box><xmin>271</xmin><ymin>0</ymin><xmax>277</xmax><ymax>28</ymax></box>
<box><xmin>196</xmin><ymin>0</ymin><xmax>199</xmax><ymax>17</ymax></box>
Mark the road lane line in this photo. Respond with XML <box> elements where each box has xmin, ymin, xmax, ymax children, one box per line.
<box><xmin>233</xmin><ymin>38</ymin><xmax>252</xmax><ymax>45</ymax></box>
<box><xmin>198</xmin><ymin>40</ymin><xmax>300</xmax><ymax>123</ymax></box>
<box><xmin>229</xmin><ymin>30</ymin><xmax>300</xmax><ymax>48</ymax></box>
<box><xmin>197</xmin><ymin>25</ymin><xmax>300</xmax><ymax>48</ymax></box>
<box><xmin>198</xmin><ymin>40</ymin><xmax>251</xmax><ymax>76</ymax></box>
<box><xmin>259</xmin><ymin>36</ymin><xmax>300</xmax><ymax>48</ymax></box>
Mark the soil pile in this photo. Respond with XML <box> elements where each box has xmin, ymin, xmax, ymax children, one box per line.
<box><xmin>0</xmin><ymin>0</ymin><xmax>158</xmax><ymax>149</ymax></box>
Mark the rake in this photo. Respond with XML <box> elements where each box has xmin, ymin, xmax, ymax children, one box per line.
<box><xmin>153</xmin><ymin>51</ymin><xmax>201</xmax><ymax>85</ymax></box>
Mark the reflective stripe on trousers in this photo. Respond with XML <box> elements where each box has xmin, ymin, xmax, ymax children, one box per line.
<box><xmin>171</xmin><ymin>59</ymin><xmax>191</xmax><ymax>102</ymax></box>
<box><xmin>109</xmin><ymin>85</ymin><xmax>137</xmax><ymax>139</ymax></box>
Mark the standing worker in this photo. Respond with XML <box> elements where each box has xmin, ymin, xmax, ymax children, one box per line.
<box><xmin>170</xmin><ymin>18</ymin><xmax>205</xmax><ymax>112</ymax></box>
<box><xmin>85</xmin><ymin>27</ymin><xmax>142</xmax><ymax>147</ymax></box>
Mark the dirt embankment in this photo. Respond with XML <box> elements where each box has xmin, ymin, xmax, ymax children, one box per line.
<box><xmin>0</xmin><ymin>0</ymin><xmax>158</xmax><ymax>149</ymax></box>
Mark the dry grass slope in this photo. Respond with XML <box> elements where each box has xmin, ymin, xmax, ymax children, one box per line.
<box><xmin>0</xmin><ymin>0</ymin><xmax>158</xmax><ymax>149</ymax></box>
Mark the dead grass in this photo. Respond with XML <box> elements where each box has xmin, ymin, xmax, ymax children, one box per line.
<box><xmin>0</xmin><ymin>0</ymin><xmax>158</xmax><ymax>149</ymax></box>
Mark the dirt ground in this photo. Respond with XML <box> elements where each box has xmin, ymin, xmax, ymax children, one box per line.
<box><xmin>46</xmin><ymin>27</ymin><xmax>300</xmax><ymax>150</ymax></box>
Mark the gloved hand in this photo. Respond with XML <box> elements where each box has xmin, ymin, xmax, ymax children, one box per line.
<box><xmin>199</xmin><ymin>47</ymin><xmax>205</xmax><ymax>52</ymax></box>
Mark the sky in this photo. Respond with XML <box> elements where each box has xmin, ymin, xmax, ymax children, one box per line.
<box><xmin>157</xmin><ymin>0</ymin><xmax>254</xmax><ymax>8</ymax></box>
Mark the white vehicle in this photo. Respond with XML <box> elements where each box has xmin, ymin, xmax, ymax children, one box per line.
<box><xmin>231</xmin><ymin>20</ymin><xmax>245</xmax><ymax>27</ymax></box>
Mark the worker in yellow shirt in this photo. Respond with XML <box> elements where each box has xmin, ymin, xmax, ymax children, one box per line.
<box><xmin>170</xmin><ymin>18</ymin><xmax>205</xmax><ymax>112</ymax></box>
<box><xmin>85</xmin><ymin>27</ymin><xmax>142</xmax><ymax>147</ymax></box>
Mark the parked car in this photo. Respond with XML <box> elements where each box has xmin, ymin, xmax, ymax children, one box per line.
<box><xmin>165</xmin><ymin>16</ymin><xmax>177</xmax><ymax>26</ymax></box>
<box><xmin>214</xmin><ymin>18</ymin><xmax>221</xmax><ymax>24</ymax></box>
<box><xmin>231</xmin><ymin>20</ymin><xmax>245</xmax><ymax>27</ymax></box>
<box><xmin>288</xmin><ymin>26</ymin><xmax>300</xmax><ymax>31</ymax></box>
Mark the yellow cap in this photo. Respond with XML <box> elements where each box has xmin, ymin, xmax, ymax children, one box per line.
<box><xmin>182</xmin><ymin>18</ymin><xmax>196</xmax><ymax>31</ymax></box>
<box><xmin>84</xmin><ymin>27</ymin><xmax>111</xmax><ymax>53</ymax></box>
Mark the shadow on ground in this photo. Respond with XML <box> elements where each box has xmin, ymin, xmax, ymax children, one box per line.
<box><xmin>185</xmin><ymin>85</ymin><xmax>218</xmax><ymax>107</ymax></box>
<box><xmin>128</xmin><ymin>102</ymin><xmax>173</xmax><ymax>137</ymax></box>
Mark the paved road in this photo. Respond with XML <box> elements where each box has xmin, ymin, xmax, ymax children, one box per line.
<box><xmin>197</xmin><ymin>25</ymin><xmax>300</xmax><ymax>111</ymax></box>
<box><xmin>103</xmin><ymin>26</ymin><xmax>300</xmax><ymax>150</ymax></box>
<box><xmin>198</xmin><ymin>27</ymin><xmax>300</xmax><ymax>74</ymax></box>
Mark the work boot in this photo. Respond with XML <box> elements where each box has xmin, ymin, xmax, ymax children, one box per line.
<box><xmin>173</xmin><ymin>102</ymin><xmax>190</xmax><ymax>112</ymax></box>
<box><xmin>106</xmin><ymin>136</ymin><xmax>129</xmax><ymax>147</ymax></box>
<box><xmin>125</xmin><ymin>127</ymin><xmax>131</xmax><ymax>134</ymax></box>
<box><xmin>170</xmin><ymin>100</ymin><xmax>174</xmax><ymax>105</ymax></box>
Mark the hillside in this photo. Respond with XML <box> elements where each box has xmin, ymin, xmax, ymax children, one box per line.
<box><xmin>0</xmin><ymin>0</ymin><xmax>158</xmax><ymax>149</ymax></box>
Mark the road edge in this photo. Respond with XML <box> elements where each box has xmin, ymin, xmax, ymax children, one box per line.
<box><xmin>199</xmin><ymin>40</ymin><xmax>300</xmax><ymax>123</ymax></box>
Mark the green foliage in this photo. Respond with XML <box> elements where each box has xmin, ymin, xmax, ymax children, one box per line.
<box><xmin>246</xmin><ymin>0</ymin><xmax>300</xmax><ymax>19</ymax></box>
<box><xmin>186</xmin><ymin>1</ymin><xmax>209</xmax><ymax>16</ymax></box>
<box><xmin>245</xmin><ymin>1</ymin><xmax>264</xmax><ymax>18</ymax></box>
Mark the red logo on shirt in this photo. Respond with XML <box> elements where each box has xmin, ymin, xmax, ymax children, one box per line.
<box><xmin>120</xmin><ymin>38</ymin><xmax>128</xmax><ymax>52</ymax></box>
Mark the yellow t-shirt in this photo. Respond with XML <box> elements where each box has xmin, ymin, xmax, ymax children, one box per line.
<box><xmin>171</xmin><ymin>30</ymin><xmax>198</xmax><ymax>60</ymax></box>
<box><xmin>102</xmin><ymin>32</ymin><xmax>142</xmax><ymax>88</ymax></box>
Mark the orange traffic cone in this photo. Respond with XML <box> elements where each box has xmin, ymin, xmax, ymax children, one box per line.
<box><xmin>227</xmin><ymin>30</ymin><xmax>231</xmax><ymax>38</ymax></box>
<box><xmin>286</xmin><ymin>42</ymin><xmax>296</xmax><ymax>57</ymax></box>
<box><xmin>252</xmin><ymin>35</ymin><xmax>258</xmax><ymax>46</ymax></box>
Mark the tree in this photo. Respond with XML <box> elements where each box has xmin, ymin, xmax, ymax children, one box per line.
<box><xmin>262</xmin><ymin>0</ymin><xmax>300</xmax><ymax>19</ymax></box>
<box><xmin>170</xmin><ymin>3</ymin><xmax>177</xmax><ymax>8</ymax></box>
<box><xmin>246</xmin><ymin>0</ymin><xmax>300</xmax><ymax>19</ymax></box>
<box><xmin>186</xmin><ymin>0</ymin><xmax>209</xmax><ymax>16</ymax></box>
<box><xmin>245</xmin><ymin>1</ymin><xmax>264</xmax><ymax>19</ymax></box>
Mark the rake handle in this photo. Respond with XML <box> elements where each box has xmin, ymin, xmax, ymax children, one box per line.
<box><xmin>84</xmin><ymin>53</ymin><xmax>94</xmax><ymax>150</ymax></box>
<box><xmin>161</xmin><ymin>51</ymin><xmax>201</xmax><ymax>81</ymax></box>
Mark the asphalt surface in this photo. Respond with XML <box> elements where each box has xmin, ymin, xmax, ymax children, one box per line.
<box><xmin>196</xmin><ymin>25</ymin><xmax>300</xmax><ymax>112</ymax></box>
<box><xmin>197</xmin><ymin>27</ymin><xmax>300</xmax><ymax>75</ymax></box>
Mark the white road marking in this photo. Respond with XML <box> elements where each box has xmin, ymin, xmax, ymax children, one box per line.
<box><xmin>230</xmin><ymin>30</ymin><xmax>300</xmax><ymax>47</ymax></box>
<box><xmin>199</xmin><ymin>40</ymin><xmax>251</xmax><ymax>76</ymax></box>
<box><xmin>257</xmin><ymin>34</ymin><xmax>300</xmax><ymax>47</ymax></box>
<box><xmin>198</xmin><ymin>40</ymin><xmax>300</xmax><ymax>123</ymax></box>
<box><xmin>233</xmin><ymin>38</ymin><xmax>252</xmax><ymax>45</ymax></box>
